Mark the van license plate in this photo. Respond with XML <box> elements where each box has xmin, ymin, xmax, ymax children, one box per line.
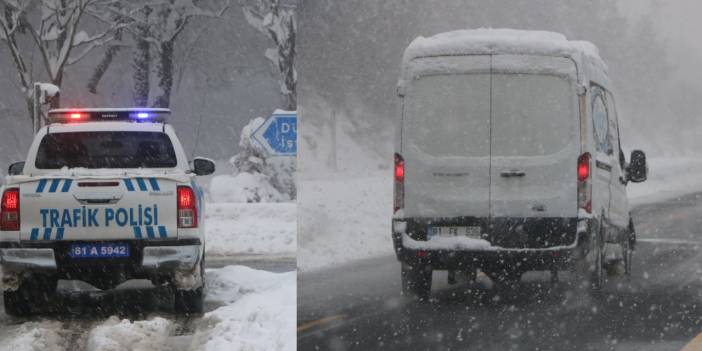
<box><xmin>69</xmin><ymin>242</ymin><xmax>130</xmax><ymax>259</ymax></box>
<box><xmin>428</xmin><ymin>226</ymin><xmax>482</xmax><ymax>239</ymax></box>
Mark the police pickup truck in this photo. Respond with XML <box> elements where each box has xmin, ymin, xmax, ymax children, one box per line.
<box><xmin>0</xmin><ymin>108</ymin><xmax>214</xmax><ymax>315</ymax></box>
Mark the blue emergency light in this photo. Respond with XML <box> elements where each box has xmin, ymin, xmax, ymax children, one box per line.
<box><xmin>48</xmin><ymin>108</ymin><xmax>170</xmax><ymax>124</ymax></box>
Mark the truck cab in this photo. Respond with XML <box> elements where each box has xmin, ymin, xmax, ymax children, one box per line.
<box><xmin>0</xmin><ymin>108</ymin><xmax>214</xmax><ymax>315</ymax></box>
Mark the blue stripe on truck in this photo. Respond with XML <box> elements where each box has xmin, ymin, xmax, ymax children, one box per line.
<box><xmin>55</xmin><ymin>227</ymin><xmax>64</xmax><ymax>240</ymax></box>
<box><xmin>158</xmin><ymin>226</ymin><xmax>168</xmax><ymax>238</ymax></box>
<box><xmin>36</xmin><ymin>179</ymin><xmax>48</xmax><ymax>193</ymax></box>
<box><xmin>146</xmin><ymin>226</ymin><xmax>155</xmax><ymax>239</ymax></box>
<box><xmin>30</xmin><ymin>228</ymin><xmax>39</xmax><ymax>240</ymax></box>
<box><xmin>124</xmin><ymin>179</ymin><xmax>135</xmax><ymax>191</ymax></box>
<box><xmin>133</xmin><ymin>226</ymin><xmax>143</xmax><ymax>239</ymax></box>
<box><xmin>136</xmin><ymin>178</ymin><xmax>148</xmax><ymax>191</ymax></box>
<box><xmin>61</xmin><ymin>179</ymin><xmax>72</xmax><ymax>193</ymax></box>
<box><xmin>43</xmin><ymin>227</ymin><xmax>52</xmax><ymax>240</ymax></box>
<box><xmin>48</xmin><ymin>179</ymin><xmax>61</xmax><ymax>193</ymax></box>
<box><xmin>148</xmin><ymin>178</ymin><xmax>160</xmax><ymax>191</ymax></box>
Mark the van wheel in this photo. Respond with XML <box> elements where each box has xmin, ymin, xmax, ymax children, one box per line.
<box><xmin>4</xmin><ymin>275</ymin><xmax>57</xmax><ymax>317</ymax></box>
<box><xmin>623</xmin><ymin>237</ymin><xmax>633</xmax><ymax>276</ymax></box>
<box><xmin>401</xmin><ymin>262</ymin><xmax>432</xmax><ymax>301</ymax></box>
<box><xmin>590</xmin><ymin>222</ymin><xmax>606</xmax><ymax>290</ymax></box>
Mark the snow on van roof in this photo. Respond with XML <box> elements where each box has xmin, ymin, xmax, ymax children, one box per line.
<box><xmin>403</xmin><ymin>28</ymin><xmax>604</xmax><ymax>67</ymax></box>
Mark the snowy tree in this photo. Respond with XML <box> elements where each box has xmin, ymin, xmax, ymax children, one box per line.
<box><xmin>0</xmin><ymin>0</ymin><xmax>124</xmax><ymax>124</ymax></box>
<box><xmin>90</xmin><ymin>0</ymin><xmax>230</xmax><ymax>107</ymax></box>
<box><xmin>241</xmin><ymin>0</ymin><xmax>296</xmax><ymax>110</ymax></box>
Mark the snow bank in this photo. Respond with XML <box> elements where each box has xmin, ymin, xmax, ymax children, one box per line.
<box><xmin>85</xmin><ymin>317</ymin><xmax>173</xmax><ymax>351</ymax></box>
<box><xmin>0</xmin><ymin>321</ymin><xmax>64</xmax><ymax>351</ymax></box>
<box><xmin>209</xmin><ymin>173</ymin><xmax>287</xmax><ymax>203</ymax></box>
<box><xmin>205</xmin><ymin>202</ymin><xmax>296</xmax><ymax>258</ymax></box>
<box><xmin>298</xmin><ymin>171</ymin><xmax>394</xmax><ymax>271</ymax></box>
<box><xmin>197</xmin><ymin>266</ymin><xmax>296</xmax><ymax>351</ymax></box>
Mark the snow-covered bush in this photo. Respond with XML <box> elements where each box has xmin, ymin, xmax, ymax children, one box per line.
<box><xmin>211</xmin><ymin>116</ymin><xmax>296</xmax><ymax>202</ymax></box>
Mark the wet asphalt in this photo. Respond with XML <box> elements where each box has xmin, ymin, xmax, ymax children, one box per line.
<box><xmin>298</xmin><ymin>192</ymin><xmax>702</xmax><ymax>351</ymax></box>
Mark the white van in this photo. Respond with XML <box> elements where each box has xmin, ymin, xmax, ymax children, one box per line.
<box><xmin>392</xmin><ymin>29</ymin><xmax>648</xmax><ymax>299</ymax></box>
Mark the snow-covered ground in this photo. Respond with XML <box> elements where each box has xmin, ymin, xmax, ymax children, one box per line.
<box><xmin>298</xmin><ymin>156</ymin><xmax>702</xmax><ymax>272</ymax></box>
<box><xmin>0</xmin><ymin>266</ymin><xmax>295</xmax><ymax>351</ymax></box>
<box><xmin>205</xmin><ymin>202</ymin><xmax>296</xmax><ymax>259</ymax></box>
<box><xmin>298</xmin><ymin>171</ymin><xmax>393</xmax><ymax>271</ymax></box>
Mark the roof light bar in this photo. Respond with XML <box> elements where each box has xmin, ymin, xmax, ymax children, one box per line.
<box><xmin>47</xmin><ymin>108</ymin><xmax>170</xmax><ymax>124</ymax></box>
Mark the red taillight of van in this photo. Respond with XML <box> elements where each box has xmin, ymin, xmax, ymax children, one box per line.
<box><xmin>177</xmin><ymin>186</ymin><xmax>198</xmax><ymax>228</ymax></box>
<box><xmin>394</xmin><ymin>153</ymin><xmax>405</xmax><ymax>213</ymax></box>
<box><xmin>1</xmin><ymin>188</ymin><xmax>20</xmax><ymax>231</ymax></box>
<box><xmin>577</xmin><ymin>153</ymin><xmax>592</xmax><ymax>214</ymax></box>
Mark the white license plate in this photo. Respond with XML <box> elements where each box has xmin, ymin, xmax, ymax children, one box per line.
<box><xmin>428</xmin><ymin>226</ymin><xmax>482</xmax><ymax>238</ymax></box>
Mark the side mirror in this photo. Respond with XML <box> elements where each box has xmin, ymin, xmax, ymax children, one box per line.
<box><xmin>192</xmin><ymin>157</ymin><xmax>215</xmax><ymax>176</ymax></box>
<box><xmin>627</xmin><ymin>150</ymin><xmax>647</xmax><ymax>183</ymax></box>
<box><xmin>8</xmin><ymin>162</ymin><xmax>24</xmax><ymax>176</ymax></box>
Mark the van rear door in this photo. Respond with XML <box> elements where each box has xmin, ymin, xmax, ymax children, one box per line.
<box><xmin>489</xmin><ymin>56</ymin><xmax>579</xmax><ymax>220</ymax></box>
<box><xmin>402</xmin><ymin>56</ymin><xmax>491</xmax><ymax>219</ymax></box>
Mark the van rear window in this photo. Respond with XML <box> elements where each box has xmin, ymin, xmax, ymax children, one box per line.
<box><xmin>35</xmin><ymin>132</ymin><xmax>177</xmax><ymax>169</ymax></box>
<box><xmin>405</xmin><ymin>74</ymin><xmax>492</xmax><ymax>157</ymax></box>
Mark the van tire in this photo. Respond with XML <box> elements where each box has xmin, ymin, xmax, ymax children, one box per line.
<box><xmin>4</xmin><ymin>276</ymin><xmax>57</xmax><ymax>317</ymax></box>
<box><xmin>401</xmin><ymin>263</ymin><xmax>432</xmax><ymax>301</ymax></box>
<box><xmin>589</xmin><ymin>221</ymin><xmax>606</xmax><ymax>290</ymax></box>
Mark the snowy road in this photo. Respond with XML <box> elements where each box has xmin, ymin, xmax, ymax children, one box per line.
<box><xmin>0</xmin><ymin>257</ymin><xmax>295</xmax><ymax>351</ymax></box>
<box><xmin>298</xmin><ymin>192</ymin><xmax>702</xmax><ymax>350</ymax></box>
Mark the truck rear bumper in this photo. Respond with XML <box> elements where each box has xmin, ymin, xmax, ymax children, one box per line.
<box><xmin>0</xmin><ymin>239</ymin><xmax>201</xmax><ymax>274</ymax></box>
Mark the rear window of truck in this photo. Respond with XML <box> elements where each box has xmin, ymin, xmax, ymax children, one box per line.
<box><xmin>35</xmin><ymin>132</ymin><xmax>177</xmax><ymax>169</ymax></box>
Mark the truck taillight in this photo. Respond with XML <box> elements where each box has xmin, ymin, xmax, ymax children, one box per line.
<box><xmin>1</xmin><ymin>188</ymin><xmax>20</xmax><ymax>231</ymax></box>
<box><xmin>177</xmin><ymin>186</ymin><xmax>198</xmax><ymax>228</ymax></box>
<box><xmin>577</xmin><ymin>153</ymin><xmax>592</xmax><ymax>214</ymax></box>
<box><xmin>394</xmin><ymin>153</ymin><xmax>404</xmax><ymax>213</ymax></box>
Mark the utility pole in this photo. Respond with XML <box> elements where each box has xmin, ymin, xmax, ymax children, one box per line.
<box><xmin>33</xmin><ymin>84</ymin><xmax>41</xmax><ymax>134</ymax></box>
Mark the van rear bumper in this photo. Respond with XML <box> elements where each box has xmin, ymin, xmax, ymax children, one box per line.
<box><xmin>393</xmin><ymin>216</ymin><xmax>589</xmax><ymax>271</ymax></box>
<box><xmin>396</xmin><ymin>245</ymin><xmax>577</xmax><ymax>271</ymax></box>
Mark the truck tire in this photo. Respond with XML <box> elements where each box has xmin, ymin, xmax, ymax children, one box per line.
<box><xmin>401</xmin><ymin>262</ymin><xmax>432</xmax><ymax>301</ymax></box>
<box><xmin>174</xmin><ymin>257</ymin><xmax>205</xmax><ymax>314</ymax></box>
<box><xmin>174</xmin><ymin>287</ymin><xmax>204</xmax><ymax>314</ymax></box>
<box><xmin>4</xmin><ymin>276</ymin><xmax>57</xmax><ymax>317</ymax></box>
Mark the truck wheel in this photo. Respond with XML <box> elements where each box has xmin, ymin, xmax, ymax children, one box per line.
<box><xmin>4</xmin><ymin>276</ymin><xmax>57</xmax><ymax>317</ymax></box>
<box><xmin>174</xmin><ymin>258</ymin><xmax>205</xmax><ymax>314</ymax></box>
<box><xmin>174</xmin><ymin>287</ymin><xmax>204</xmax><ymax>314</ymax></box>
<box><xmin>401</xmin><ymin>262</ymin><xmax>432</xmax><ymax>301</ymax></box>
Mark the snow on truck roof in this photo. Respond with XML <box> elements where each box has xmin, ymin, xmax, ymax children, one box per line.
<box><xmin>401</xmin><ymin>29</ymin><xmax>607</xmax><ymax>82</ymax></box>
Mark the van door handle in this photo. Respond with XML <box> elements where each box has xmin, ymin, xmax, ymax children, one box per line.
<box><xmin>500</xmin><ymin>170</ymin><xmax>526</xmax><ymax>177</ymax></box>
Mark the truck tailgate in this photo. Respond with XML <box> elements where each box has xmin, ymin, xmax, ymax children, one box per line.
<box><xmin>19</xmin><ymin>177</ymin><xmax>177</xmax><ymax>241</ymax></box>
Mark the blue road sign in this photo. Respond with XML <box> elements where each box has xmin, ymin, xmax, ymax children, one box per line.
<box><xmin>252</xmin><ymin>111</ymin><xmax>297</xmax><ymax>156</ymax></box>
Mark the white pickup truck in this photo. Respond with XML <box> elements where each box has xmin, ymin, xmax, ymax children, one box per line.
<box><xmin>0</xmin><ymin>108</ymin><xmax>214</xmax><ymax>315</ymax></box>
